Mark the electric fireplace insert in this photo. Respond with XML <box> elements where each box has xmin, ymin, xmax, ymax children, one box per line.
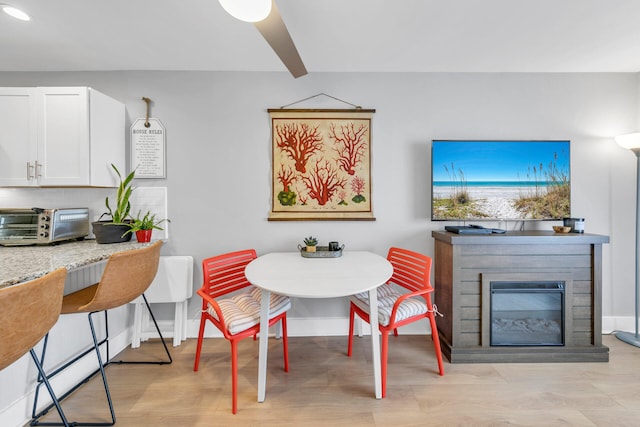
<box><xmin>490</xmin><ymin>281</ymin><xmax>565</xmax><ymax>346</ymax></box>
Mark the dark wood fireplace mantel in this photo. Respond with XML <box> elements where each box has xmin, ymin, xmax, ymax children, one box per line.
<box><xmin>431</xmin><ymin>230</ymin><xmax>610</xmax><ymax>363</ymax></box>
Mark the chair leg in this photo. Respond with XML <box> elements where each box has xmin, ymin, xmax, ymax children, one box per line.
<box><xmin>347</xmin><ymin>305</ymin><xmax>355</xmax><ymax>357</ymax></box>
<box><xmin>230</xmin><ymin>339</ymin><xmax>239</xmax><ymax>414</ymax></box>
<box><xmin>31</xmin><ymin>333</ymin><xmax>50</xmax><ymax>423</ymax></box>
<box><xmin>31</xmin><ymin>312</ymin><xmax>116</xmax><ymax>426</ymax></box>
<box><xmin>87</xmin><ymin>311</ymin><xmax>117</xmax><ymax>425</ymax></box>
<box><xmin>29</xmin><ymin>349</ymin><xmax>70</xmax><ymax>427</ymax></box>
<box><xmin>281</xmin><ymin>315</ymin><xmax>289</xmax><ymax>372</ymax></box>
<box><xmin>381</xmin><ymin>329</ymin><xmax>389</xmax><ymax>399</ymax></box>
<box><xmin>111</xmin><ymin>294</ymin><xmax>172</xmax><ymax>365</ymax></box>
<box><xmin>193</xmin><ymin>314</ymin><xmax>207</xmax><ymax>371</ymax></box>
<box><xmin>428</xmin><ymin>313</ymin><xmax>445</xmax><ymax>376</ymax></box>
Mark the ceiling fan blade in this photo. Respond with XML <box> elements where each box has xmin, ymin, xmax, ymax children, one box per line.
<box><xmin>254</xmin><ymin>1</ymin><xmax>307</xmax><ymax>78</ymax></box>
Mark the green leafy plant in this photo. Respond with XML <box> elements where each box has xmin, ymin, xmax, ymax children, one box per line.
<box><xmin>102</xmin><ymin>164</ymin><xmax>135</xmax><ymax>224</ymax></box>
<box><xmin>303</xmin><ymin>236</ymin><xmax>318</xmax><ymax>246</ymax></box>
<box><xmin>123</xmin><ymin>210</ymin><xmax>170</xmax><ymax>236</ymax></box>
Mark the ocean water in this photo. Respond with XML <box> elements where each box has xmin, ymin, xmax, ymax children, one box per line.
<box><xmin>433</xmin><ymin>181</ymin><xmax>557</xmax><ymax>188</ymax></box>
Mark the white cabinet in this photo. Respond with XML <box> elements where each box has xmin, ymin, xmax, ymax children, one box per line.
<box><xmin>0</xmin><ymin>87</ymin><xmax>37</xmax><ymax>186</ymax></box>
<box><xmin>0</xmin><ymin>87</ymin><xmax>125</xmax><ymax>187</ymax></box>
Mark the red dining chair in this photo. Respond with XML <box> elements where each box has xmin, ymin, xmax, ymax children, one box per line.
<box><xmin>193</xmin><ymin>249</ymin><xmax>290</xmax><ymax>414</ymax></box>
<box><xmin>347</xmin><ymin>247</ymin><xmax>445</xmax><ymax>397</ymax></box>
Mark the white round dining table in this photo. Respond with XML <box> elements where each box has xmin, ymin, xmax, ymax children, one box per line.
<box><xmin>245</xmin><ymin>251</ymin><xmax>393</xmax><ymax>402</ymax></box>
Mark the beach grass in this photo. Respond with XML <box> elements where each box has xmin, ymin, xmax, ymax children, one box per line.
<box><xmin>433</xmin><ymin>197</ymin><xmax>489</xmax><ymax>219</ymax></box>
<box><xmin>514</xmin><ymin>182</ymin><xmax>570</xmax><ymax>219</ymax></box>
<box><xmin>514</xmin><ymin>153</ymin><xmax>570</xmax><ymax>219</ymax></box>
<box><xmin>433</xmin><ymin>162</ymin><xmax>491</xmax><ymax>219</ymax></box>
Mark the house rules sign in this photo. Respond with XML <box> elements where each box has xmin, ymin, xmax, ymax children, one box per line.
<box><xmin>131</xmin><ymin>118</ymin><xmax>166</xmax><ymax>178</ymax></box>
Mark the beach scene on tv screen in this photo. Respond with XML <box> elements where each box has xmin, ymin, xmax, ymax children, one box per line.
<box><xmin>432</xmin><ymin>141</ymin><xmax>570</xmax><ymax>220</ymax></box>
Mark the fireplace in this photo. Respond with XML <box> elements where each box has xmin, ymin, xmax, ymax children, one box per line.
<box><xmin>481</xmin><ymin>272</ymin><xmax>573</xmax><ymax>349</ymax></box>
<box><xmin>432</xmin><ymin>230</ymin><xmax>609</xmax><ymax>363</ymax></box>
<box><xmin>490</xmin><ymin>281</ymin><xmax>565</xmax><ymax>346</ymax></box>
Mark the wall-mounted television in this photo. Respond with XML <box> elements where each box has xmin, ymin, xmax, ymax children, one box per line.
<box><xmin>431</xmin><ymin>140</ymin><xmax>570</xmax><ymax>221</ymax></box>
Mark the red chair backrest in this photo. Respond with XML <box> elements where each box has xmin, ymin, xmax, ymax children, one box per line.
<box><xmin>386</xmin><ymin>247</ymin><xmax>432</xmax><ymax>293</ymax></box>
<box><xmin>200</xmin><ymin>249</ymin><xmax>257</xmax><ymax>300</ymax></box>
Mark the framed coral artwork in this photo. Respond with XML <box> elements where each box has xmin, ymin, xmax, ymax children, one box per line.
<box><xmin>268</xmin><ymin>109</ymin><xmax>376</xmax><ymax>221</ymax></box>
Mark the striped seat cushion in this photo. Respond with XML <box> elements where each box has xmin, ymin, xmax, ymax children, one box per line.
<box><xmin>207</xmin><ymin>286</ymin><xmax>291</xmax><ymax>335</ymax></box>
<box><xmin>350</xmin><ymin>285</ymin><xmax>427</xmax><ymax>327</ymax></box>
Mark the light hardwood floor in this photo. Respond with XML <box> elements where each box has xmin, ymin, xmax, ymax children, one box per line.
<box><xmin>32</xmin><ymin>334</ymin><xmax>640</xmax><ymax>426</ymax></box>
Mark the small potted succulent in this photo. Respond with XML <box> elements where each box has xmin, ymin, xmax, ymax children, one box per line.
<box><xmin>303</xmin><ymin>236</ymin><xmax>318</xmax><ymax>252</ymax></box>
<box><xmin>124</xmin><ymin>210</ymin><xmax>170</xmax><ymax>243</ymax></box>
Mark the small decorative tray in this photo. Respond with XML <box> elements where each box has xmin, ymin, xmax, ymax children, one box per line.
<box><xmin>297</xmin><ymin>244</ymin><xmax>345</xmax><ymax>258</ymax></box>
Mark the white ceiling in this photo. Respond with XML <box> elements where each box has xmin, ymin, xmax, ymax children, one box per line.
<box><xmin>2</xmin><ymin>0</ymin><xmax>640</xmax><ymax>75</ymax></box>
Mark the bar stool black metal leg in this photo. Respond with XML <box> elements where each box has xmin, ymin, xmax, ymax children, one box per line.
<box><xmin>29</xmin><ymin>349</ymin><xmax>70</xmax><ymax>427</ymax></box>
<box><xmin>111</xmin><ymin>293</ymin><xmax>172</xmax><ymax>365</ymax></box>
<box><xmin>31</xmin><ymin>292</ymin><xmax>171</xmax><ymax>425</ymax></box>
<box><xmin>31</xmin><ymin>311</ymin><xmax>116</xmax><ymax>426</ymax></box>
<box><xmin>87</xmin><ymin>311</ymin><xmax>116</xmax><ymax>425</ymax></box>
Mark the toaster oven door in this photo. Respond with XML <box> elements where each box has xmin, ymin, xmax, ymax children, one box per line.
<box><xmin>0</xmin><ymin>211</ymin><xmax>39</xmax><ymax>245</ymax></box>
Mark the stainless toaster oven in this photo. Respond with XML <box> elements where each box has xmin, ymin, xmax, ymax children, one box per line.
<box><xmin>0</xmin><ymin>207</ymin><xmax>90</xmax><ymax>246</ymax></box>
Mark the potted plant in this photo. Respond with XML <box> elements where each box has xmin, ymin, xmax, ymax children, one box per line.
<box><xmin>303</xmin><ymin>236</ymin><xmax>318</xmax><ymax>252</ymax></box>
<box><xmin>92</xmin><ymin>164</ymin><xmax>135</xmax><ymax>244</ymax></box>
<box><xmin>124</xmin><ymin>210</ymin><xmax>170</xmax><ymax>243</ymax></box>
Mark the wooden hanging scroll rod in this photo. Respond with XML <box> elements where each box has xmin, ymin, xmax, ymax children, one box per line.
<box><xmin>142</xmin><ymin>97</ymin><xmax>151</xmax><ymax>128</ymax></box>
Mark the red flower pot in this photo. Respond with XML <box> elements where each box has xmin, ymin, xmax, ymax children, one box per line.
<box><xmin>135</xmin><ymin>229</ymin><xmax>153</xmax><ymax>243</ymax></box>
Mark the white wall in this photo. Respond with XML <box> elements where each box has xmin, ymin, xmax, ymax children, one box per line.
<box><xmin>0</xmin><ymin>70</ymin><xmax>636</xmax><ymax>317</ymax></box>
<box><xmin>0</xmin><ymin>70</ymin><xmax>638</xmax><ymax>424</ymax></box>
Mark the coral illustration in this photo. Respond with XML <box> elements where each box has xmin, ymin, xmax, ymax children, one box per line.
<box><xmin>351</xmin><ymin>176</ymin><xmax>366</xmax><ymax>203</ymax></box>
<box><xmin>301</xmin><ymin>160</ymin><xmax>347</xmax><ymax>206</ymax></box>
<box><xmin>276</xmin><ymin>164</ymin><xmax>297</xmax><ymax>206</ymax></box>
<box><xmin>338</xmin><ymin>190</ymin><xmax>348</xmax><ymax>206</ymax></box>
<box><xmin>329</xmin><ymin>122</ymin><xmax>368</xmax><ymax>175</ymax></box>
<box><xmin>275</xmin><ymin>122</ymin><xmax>324</xmax><ymax>173</ymax></box>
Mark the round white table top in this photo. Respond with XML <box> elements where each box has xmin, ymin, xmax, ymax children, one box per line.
<box><xmin>245</xmin><ymin>251</ymin><xmax>393</xmax><ymax>298</ymax></box>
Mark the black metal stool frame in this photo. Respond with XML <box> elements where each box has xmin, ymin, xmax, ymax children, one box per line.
<box><xmin>30</xmin><ymin>294</ymin><xmax>172</xmax><ymax>426</ymax></box>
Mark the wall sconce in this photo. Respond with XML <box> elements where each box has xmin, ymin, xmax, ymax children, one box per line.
<box><xmin>614</xmin><ymin>132</ymin><xmax>640</xmax><ymax>347</ymax></box>
<box><xmin>218</xmin><ymin>0</ymin><xmax>271</xmax><ymax>23</ymax></box>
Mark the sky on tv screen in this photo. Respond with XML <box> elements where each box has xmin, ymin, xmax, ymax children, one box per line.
<box><xmin>432</xmin><ymin>141</ymin><xmax>570</xmax><ymax>183</ymax></box>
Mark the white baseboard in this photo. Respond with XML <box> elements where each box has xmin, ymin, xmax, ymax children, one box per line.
<box><xmin>185</xmin><ymin>316</ymin><xmax>433</xmax><ymax>338</ymax></box>
<box><xmin>188</xmin><ymin>316</ymin><xmax>631</xmax><ymax>339</ymax></box>
<box><xmin>602</xmin><ymin>315</ymin><xmax>638</xmax><ymax>335</ymax></box>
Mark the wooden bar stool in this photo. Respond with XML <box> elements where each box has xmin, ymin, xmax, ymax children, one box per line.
<box><xmin>31</xmin><ymin>241</ymin><xmax>166</xmax><ymax>426</ymax></box>
<box><xmin>0</xmin><ymin>268</ymin><xmax>69</xmax><ymax>427</ymax></box>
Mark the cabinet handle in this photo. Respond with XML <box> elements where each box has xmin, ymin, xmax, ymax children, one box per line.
<box><xmin>26</xmin><ymin>162</ymin><xmax>35</xmax><ymax>180</ymax></box>
<box><xmin>35</xmin><ymin>161</ymin><xmax>42</xmax><ymax>179</ymax></box>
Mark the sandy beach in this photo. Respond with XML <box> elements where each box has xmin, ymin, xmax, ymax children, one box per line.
<box><xmin>433</xmin><ymin>186</ymin><xmax>544</xmax><ymax>219</ymax></box>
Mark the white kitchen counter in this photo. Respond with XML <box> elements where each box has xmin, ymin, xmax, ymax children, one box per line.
<box><xmin>0</xmin><ymin>240</ymin><xmax>153</xmax><ymax>288</ymax></box>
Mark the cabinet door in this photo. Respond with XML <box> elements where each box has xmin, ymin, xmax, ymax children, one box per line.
<box><xmin>0</xmin><ymin>88</ymin><xmax>37</xmax><ymax>186</ymax></box>
<box><xmin>36</xmin><ymin>87</ymin><xmax>90</xmax><ymax>186</ymax></box>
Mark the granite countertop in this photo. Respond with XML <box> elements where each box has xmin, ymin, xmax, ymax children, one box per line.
<box><xmin>0</xmin><ymin>240</ymin><xmax>153</xmax><ymax>288</ymax></box>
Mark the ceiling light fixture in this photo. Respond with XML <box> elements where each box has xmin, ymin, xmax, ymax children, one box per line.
<box><xmin>1</xmin><ymin>4</ymin><xmax>30</xmax><ymax>21</ymax></box>
<box><xmin>218</xmin><ymin>0</ymin><xmax>271</xmax><ymax>23</ymax></box>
